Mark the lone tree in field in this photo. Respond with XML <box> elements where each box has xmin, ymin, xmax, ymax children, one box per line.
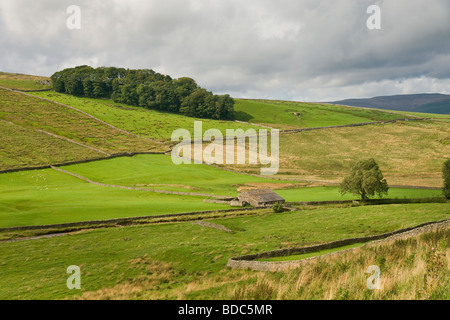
<box><xmin>340</xmin><ymin>158</ymin><xmax>389</xmax><ymax>201</ymax></box>
<box><xmin>443</xmin><ymin>159</ymin><xmax>450</xmax><ymax>199</ymax></box>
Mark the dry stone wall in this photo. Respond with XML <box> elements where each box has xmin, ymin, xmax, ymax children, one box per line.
<box><xmin>227</xmin><ymin>219</ymin><xmax>450</xmax><ymax>272</ymax></box>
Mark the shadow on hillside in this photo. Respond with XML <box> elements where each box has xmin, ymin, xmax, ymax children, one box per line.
<box><xmin>234</xmin><ymin>110</ymin><xmax>254</xmax><ymax>122</ymax></box>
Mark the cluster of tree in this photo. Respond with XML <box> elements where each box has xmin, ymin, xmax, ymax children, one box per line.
<box><xmin>50</xmin><ymin>66</ymin><xmax>234</xmax><ymax>120</ymax></box>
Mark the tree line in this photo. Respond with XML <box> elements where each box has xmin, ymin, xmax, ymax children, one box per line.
<box><xmin>50</xmin><ymin>66</ymin><xmax>235</xmax><ymax>120</ymax></box>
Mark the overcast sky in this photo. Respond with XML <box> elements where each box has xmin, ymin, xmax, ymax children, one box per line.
<box><xmin>1</xmin><ymin>0</ymin><xmax>449</xmax><ymax>101</ymax></box>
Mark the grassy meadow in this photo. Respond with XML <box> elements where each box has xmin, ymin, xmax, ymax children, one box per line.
<box><xmin>0</xmin><ymin>72</ymin><xmax>51</xmax><ymax>91</ymax></box>
<box><xmin>234</xmin><ymin>99</ymin><xmax>406</xmax><ymax>129</ymax></box>
<box><xmin>30</xmin><ymin>91</ymin><xmax>261</xmax><ymax>142</ymax></box>
<box><xmin>0</xmin><ymin>71</ymin><xmax>449</xmax><ymax>300</ymax></box>
<box><xmin>278</xmin><ymin>121</ymin><xmax>450</xmax><ymax>187</ymax></box>
<box><xmin>0</xmin><ymin>167</ymin><xmax>231</xmax><ymax>228</ymax></box>
<box><xmin>0</xmin><ymin>203</ymin><xmax>447</xmax><ymax>299</ymax></box>
<box><xmin>0</xmin><ymin>154</ymin><xmax>444</xmax><ymax>228</ymax></box>
<box><xmin>0</xmin><ymin>120</ymin><xmax>102</xmax><ymax>169</ymax></box>
<box><xmin>0</xmin><ymin>88</ymin><xmax>167</xmax><ymax>170</ymax></box>
<box><xmin>63</xmin><ymin>154</ymin><xmax>444</xmax><ymax>199</ymax></box>
<box><xmin>222</xmin><ymin>120</ymin><xmax>450</xmax><ymax>187</ymax></box>
<box><xmin>238</xmin><ymin>226</ymin><xmax>449</xmax><ymax>300</ymax></box>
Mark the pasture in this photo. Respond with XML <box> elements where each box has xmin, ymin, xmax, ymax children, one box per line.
<box><xmin>0</xmin><ymin>71</ymin><xmax>448</xmax><ymax>301</ymax></box>
<box><xmin>0</xmin><ymin>154</ymin><xmax>444</xmax><ymax>228</ymax></box>
<box><xmin>0</xmin><ymin>202</ymin><xmax>448</xmax><ymax>299</ymax></box>
<box><xmin>0</xmin><ymin>167</ymin><xmax>230</xmax><ymax>228</ymax></box>
<box><xmin>0</xmin><ymin>72</ymin><xmax>51</xmax><ymax>91</ymax></box>
<box><xmin>30</xmin><ymin>92</ymin><xmax>261</xmax><ymax>142</ymax></box>
<box><xmin>0</xmin><ymin>88</ymin><xmax>166</xmax><ymax>170</ymax></box>
<box><xmin>234</xmin><ymin>99</ymin><xmax>406</xmax><ymax>129</ymax></box>
<box><xmin>223</xmin><ymin>120</ymin><xmax>450</xmax><ymax>187</ymax></box>
<box><xmin>0</xmin><ymin>120</ymin><xmax>101</xmax><ymax>169</ymax></box>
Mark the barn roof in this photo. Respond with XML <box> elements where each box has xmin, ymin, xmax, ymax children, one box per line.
<box><xmin>239</xmin><ymin>189</ymin><xmax>285</xmax><ymax>203</ymax></box>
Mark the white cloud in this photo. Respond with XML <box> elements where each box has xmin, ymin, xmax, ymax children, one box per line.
<box><xmin>0</xmin><ymin>0</ymin><xmax>449</xmax><ymax>101</ymax></box>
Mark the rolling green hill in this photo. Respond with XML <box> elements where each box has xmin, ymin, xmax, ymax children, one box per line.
<box><xmin>234</xmin><ymin>99</ymin><xmax>407</xmax><ymax>129</ymax></box>
<box><xmin>222</xmin><ymin>120</ymin><xmax>450</xmax><ymax>187</ymax></box>
<box><xmin>29</xmin><ymin>91</ymin><xmax>261</xmax><ymax>142</ymax></box>
<box><xmin>0</xmin><ymin>71</ymin><xmax>448</xmax><ymax>301</ymax></box>
<box><xmin>0</xmin><ymin>72</ymin><xmax>51</xmax><ymax>91</ymax></box>
<box><xmin>0</xmin><ymin>119</ymin><xmax>104</xmax><ymax>169</ymax></box>
<box><xmin>0</xmin><ymin>87</ymin><xmax>166</xmax><ymax>170</ymax></box>
<box><xmin>0</xmin><ymin>202</ymin><xmax>448</xmax><ymax>299</ymax></box>
<box><xmin>0</xmin><ymin>154</ymin><xmax>443</xmax><ymax>228</ymax></box>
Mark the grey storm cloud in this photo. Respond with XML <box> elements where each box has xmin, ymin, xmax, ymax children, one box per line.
<box><xmin>1</xmin><ymin>0</ymin><xmax>449</xmax><ymax>101</ymax></box>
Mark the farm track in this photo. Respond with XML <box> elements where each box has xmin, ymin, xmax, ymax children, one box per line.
<box><xmin>0</xmin><ymin>232</ymin><xmax>73</xmax><ymax>243</ymax></box>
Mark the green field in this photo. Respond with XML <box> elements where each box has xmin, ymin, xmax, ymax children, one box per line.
<box><xmin>223</xmin><ymin>120</ymin><xmax>450</xmax><ymax>187</ymax></box>
<box><xmin>1</xmin><ymin>72</ymin><xmax>449</xmax><ymax>300</ymax></box>
<box><xmin>0</xmin><ymin>154</ymin><xmax>444</xmax><ymax>228</ymax></box>
<box><xmin>0</xmin><ymin>203</ymin><xmax>447</xmax><ymax>299</ymax></box>
<box><xmin>392</xmin><ymin>110</ymin><xmax>450</xmax><ymax>119</ymax></box>
<box><xmin>0</xmin><ymin>88</ymin><xmax>162</xmax><ymax>154</ymax></box>
<box><xmin>0</xmin><ymin>120</ymin><xmax>103</xmax><ymax>169</ymax></box>
<box><xmin>61</xmin><ymin>154</ymin><xmax>292</xmax><ymax>196</ymax></box>
<box><xmin>234</xmin><ymin>99</ymin><xmax>405</xmax><ymax>129</ymax></box>
<box><xmin>276</xmin><ymin>186</ymin><xmax>443</xmax><ymax>202</ymax></box>
<box><xmin>30</xmin><ymin>92</ymin><xmax>261</xmax><ymax>142</ymax></box>
<box><xmin>63</xmin><ymin>154</ymin><xmax>443</xmax><ymax>199</ymax></box>
<box><xmin>0</xmin><ymin>167</ymin><xmax>232</xmax><ymax>228</ymax></box>
<box><xmin>0</xmin><ymin>88</ymin><xmax>166</xmax><ymax>170</ymax></box>
<box><xmin>0</xmin><ymin>72</ymin><xmax>51</xmax><ymax>91</ymax></box>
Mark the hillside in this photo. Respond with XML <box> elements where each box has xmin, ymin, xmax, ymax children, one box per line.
<box><xmin>234</xmin><ymin>99</ymin><xmax>406</xmax><ymax>130</ymax></box>
<box><xmin>0</xmin><ymin>87</ymin><xmax>165</xmax><ymax>170</ymax></box>
<box><xmin>330</xmin><ymin>93</ymin><xmax>450</xmax><ymax>115</ymax></box>
<box><xmin>0</xmin><ymin>203</ymin><xmax>448</xmax><ymax>299</ymax></box>
<box><xmin>1</xmin><ymin>72</ymin><xmax>448</xmax><ymax>185</ymax></box>
<box><xmin>0</xmin><ymin>71</ymin><xmax>448</xmax><ymax>301</ymax></box>
<box><xmin>0</xmin><ymin>72</ymin><xmax>51</xmax><ymax>91</ymax></box>
<box><xmin>29</xmin><ymin>91</ymin><xmax>260</xmax><ymax>142</ymax></box>
<box><xmin>222</xmin><ymin>120</ymin><xmax>450</xmax><ymax>187</ymax></box>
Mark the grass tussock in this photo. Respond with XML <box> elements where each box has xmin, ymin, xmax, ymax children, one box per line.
<box><xmin>75</xmin><ymin>226</ymin><xmax>449</xmax><ymax>300</ymax></box>
<box><xmin>80</xmin><ymin>258</ymin><xmax>177</xmax><ymax>300</ymax></box>
<box><xmin>225</xmin><ymin>227</ymin><xmax>449</xmax><ymax>300</ymax></box>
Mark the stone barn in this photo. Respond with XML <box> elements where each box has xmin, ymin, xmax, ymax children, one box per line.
<box><xmin>238</xmin><ymin>189</ymin><xmax>285</xmax><ymax>208</ymax></box>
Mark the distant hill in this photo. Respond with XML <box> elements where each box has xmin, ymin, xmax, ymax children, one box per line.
<box><xmin>330</xmin><ymin>93</ymin><xmax>450</xmax><ymax>115</ymax></box>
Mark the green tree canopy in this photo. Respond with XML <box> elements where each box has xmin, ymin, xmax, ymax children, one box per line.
<box><xmin>443</xmin><ymin>159</ymin><xmax>450</xmax><ymax>199</ymax></box>
<box><xmin>51</xmin><ymin>66</ymin><xmax>234</xmax><ymax>120</ymax></box>
<box><xmin>340</xmin><ymin>158</ymin><xmax>389</xmax><ymax>201</ymax></box>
